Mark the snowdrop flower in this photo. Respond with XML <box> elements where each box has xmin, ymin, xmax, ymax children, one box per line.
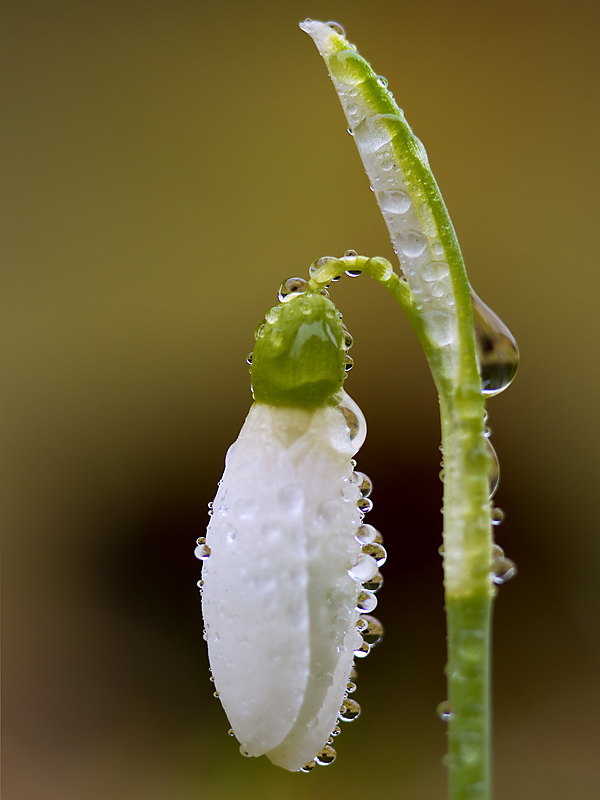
<box><xmin>197</xmin><ymin>284</ymin><xmax>385</xmax><ymax>772</ymax></box>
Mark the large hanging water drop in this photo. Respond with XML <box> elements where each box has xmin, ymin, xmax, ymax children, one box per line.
<box><xmin>471</xmin><ymin>289</ymin><xmax>519</xmax><ymax>396</ymax></box>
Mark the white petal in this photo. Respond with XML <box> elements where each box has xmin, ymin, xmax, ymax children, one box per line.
<box><xmin>201</xmin><ymin>393</ymin><xmax>366</xmax><ymax>770</ymax></box>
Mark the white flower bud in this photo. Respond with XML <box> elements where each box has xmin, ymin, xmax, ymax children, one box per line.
<box><xmin>201</xmin><ymin>392</ymin><xmax>368</xmax><ymax>771</ymax></box>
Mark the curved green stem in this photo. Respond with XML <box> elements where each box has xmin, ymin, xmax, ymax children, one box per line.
<box><xmin>302</xmin><ymin>21</ymin><xmax>496</xmax><ymax>800</ymax></box>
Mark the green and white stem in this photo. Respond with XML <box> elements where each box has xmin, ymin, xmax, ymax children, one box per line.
<box><xmin>301</xmin><ymin>20</ymin><xmax>519</xmax><ymax>800</ymax></box>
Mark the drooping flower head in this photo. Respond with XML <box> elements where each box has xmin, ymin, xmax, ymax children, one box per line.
<box><xmin>197</xmin><ymin>280</ymin><xmax>385</xmax><ymax>772</ymax></box>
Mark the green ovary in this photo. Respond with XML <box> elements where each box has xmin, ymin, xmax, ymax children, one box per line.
<box><xmin>251</xmin><ymin>292</ymin><xmax>346</xmax><ymax>409</ymax></box>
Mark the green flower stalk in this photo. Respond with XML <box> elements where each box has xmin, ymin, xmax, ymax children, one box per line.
<box><xmin>300</xmin><ymin>19</ymin><xmax>519</xmax><ymax>800</ymax></box>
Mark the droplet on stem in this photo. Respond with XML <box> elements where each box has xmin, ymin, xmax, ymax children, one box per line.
<box><xmin>471</xmin><ymin>289</ymin><xmax>519</xmax><ymax>397</ymax></box>
<box><xmin>486</xmin><ymin>437</ymin><xmax>500</xmax><ymax>498</ymax></box>
<box><xmin>278</xmin><ymin>277</ymin><xmax>309</xmax><ymax>302</ymax></box>
<box><xmin>491</xmin><ymin>556</ymin><xmax>517</xmax><ymax>584</ymax></box>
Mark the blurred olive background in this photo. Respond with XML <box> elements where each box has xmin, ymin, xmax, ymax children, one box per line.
<box><xmin>3</xmin><ymin>0</ymin><xmax>599</xmax><ymax>798</ymax></box>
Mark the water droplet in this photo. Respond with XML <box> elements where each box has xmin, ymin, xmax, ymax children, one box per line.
<box><xmin>307</xmin><ymin>716</ymin><xmax>318</xmax><ymax>729</ymax></box>
<box><xmin>239</xmin><ymin>745</ymin><xmax>252</xmax><ymax>757</ymax></box>
<box><xmin>228</xmin><ymin>728</ymin><xmax>235</xmax><ymax>736</ymax></box>
<box><xmin>396</xmin><ymin>230</ymin><xmax>427</xmax><ymax>258</ymax></box>
<box><xmin>357</xmin><ymin>497</ymin><xmax>373</xmax><ymax>514</ymax></box>
<box><xmin>362</xmin><ymin>542</ymin><xmax>387</xmax><ymax>567</ymax></box>
<box><xmin>327</xmin><ymin>21</ymin><xmax>345</xmax><ymax>37</ymax></box>
<box><xmin>422</xmin><ymin>260</ymin><xmax>450</xmax><ymax>282</ymax></box>
<box><xmin>347</xmin><ymin>103</ymin><xmax>358</xmax><ymax>115</ymax></box>
<box><xmin>491</xmin><ymin>556</ymin><xmax>517</xmax><ymax>585</ymax></box>
<box><xmin>377</xmin><ymin>75</ymin><xmax>389</xmax><ymax>87</ymax></box>
<box><xmin>277</xmin><ymin>484</ymin><xmax>305</xmax><ymax>513</ymax></box>
<box><xmin>194</xmin><ymin>539</ymin><xmax>211</xmax><ymax>560</ymax></box>
<box><xmin>355</xmin><ymin>589</ymin><xmax>378</xmax><ymax>613</ymax></box>
<box><xmin>350</xmin><ymin>666</ymin><xmax>358</xmax><ymax>680</ymax></box>
<box><xmin>422</xmin><ymin>310</ymin><xmax>453</xmax><ymax>347</ymax></box>
<box><xmin>436</xmin><ymin>700</ymin><xmax>453</xmax><ymax>721</ymax></box>
<box><xmin>309</xmin><ymin>256</ymin><xmax>336</xmax><ymax>278</ymax></box>
<box><xmin>315</xmin><ymin>745</ymin><xmax>337</xmax><ymax>765</ymax></box>
<box><xmin>381</xmin><ymin>160</ymin><xmax>394</xmax><ymax>171</ymax></box>
<box><xmin>346</xmin><ymin>680</ymin><xmax>357</xmax><ymax>694</ymax></box>
<box><xmin>491</xmin><ymin>507</ymin><xmax>505</xmax><ymax>526</ymax></box>
<box><xmin>342</xmin><ymin>329</ymin><xmax>354</xmax><ymax>350</ymax></box>
<box><xmin>351</xmin><ymin>471</ymin><xmax>372</xmax><ymax>497</ymax></box>
<box><xmin>471</xmin><ymin>289</ymin><xmax>519</xmax><ymax>396</ymax></box>
<box><xmin>299</xmin><ymin>760</ymin><xmax>316</xmax><ymax>772</ymax></box>
<box><xmin>339</xmin><ymin>698</ymin><xmax>361</xmax><ymax>721</ymax></box>
<box><xmin>246</xmin><ymin>352</ymin><xmax>253</xmax><ymax>365</ymax></box>
<box><xmin>196</xmin><ymin>579</ymin><xmax>204</xmax><ymax>588</ymax></box>
<box><xmin>377</xmin><ymin>189</ymin><xmax>412</xmax><ymax>215</ymax></box>
<box><xmin>254</xmin><ymin>320</ymin><xmax>265</xmax><ymax>339</ymax></box>
<box><xmin>345</xmin><ymin>269</ymin><xmax>362</xmax><ymax>277</ymax></box>
<box><xmin>213</xmin><ymin>690</ymin><xmax>220</xmax><ymax>698</ymax></box>
<box><xmin>344</xmin><ymin>355</ymin><xmax>354</xmax><ymax>371</ymax></box>
<box><xmin>362</xmin><ymin>570</ymin><xmax>384</xmax><ymax>593</ymax></box>
<box><xmin>354</xmin><ymin>113</ymin><xmax>402</xmax><ymax>153</ymax></box>
<box><xmin>486</xmin><ymin>438</ymin><xmax>500</xmax><ymax>498</ymax></box>
<box><xmin>355</xmin><ymin>523</ymin><xmax>379</xmax><ymax>544</ymax></box>
<box><xmin>338</xmin><ymin>394</ymin><xmax>367</xmax><ymax>446</ymax></box>
<box><xmin>361</xmin><ymin>614</ymin><xmax>384</xmax><ymax>646</ymax></box>
<box><xmin>348</xmin><ymin>553</ymin><xmax>378</xmax><ymax>582</ymax></box>
<box><xmin>347</xmin><ymin>127</ymin><xmax>353</xmax><ymax>136</ymax></box>
<box><xmin>279</xmin><ymin>277</ymin><xmax>309</xmax><ymax>302</ymax></box>
<box><xmin>354</xmin><ymin>637</ymin><xmax>371</xmax><ymax>658</ymax></box>
<box><xmin>331</xmin><ymin>724</ymin><xmax>342</xmax><ymax>736</ymax></box>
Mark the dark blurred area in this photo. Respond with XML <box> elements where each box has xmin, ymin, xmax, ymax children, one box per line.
<box><xmin>3</xmin><ymin>0</ymin><xmax>600</xmax><ymax>798</ymax></box>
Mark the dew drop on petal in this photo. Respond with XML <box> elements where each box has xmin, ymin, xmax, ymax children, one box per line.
<box><xmin>357</xmin><ymin>496</ymin><xmax>373</xmax><ymax>514</ymax></box>
<box><xmin>361</xmin><ymin>614</ymin><xmax>384</xmax><ymax>646</ymax></box>
<box><xmin>362</xmin><ymin>570</ymin><xmax>384</xmax><ymax>593</ymax></box>
<box><xmin>436</xmin><ymin>700</ymin><xmax>453</xmax><ymax>721</ymax></box>
<box><xmin>351</xmin><ymin>471</ymin><xmax>373</xmax><ymax>497</ymax></box>
<box><xmin>337</xmin><ymin>393</ymin><xmax>367</xmax><ymax>450</ymax></box>
<box><xmin>361</xmin><ymin>542</ymin><xmax>387</xmax><ymax>567</ymax></box>
<box><xmin>339</xmin><ymin>698</ymin><xmax>361</xmax><ymax>721</ymax></box>
<box><xmin>355</xmin><ymin>523</ymin><xmax>379</xmax><ymax>545</ymax></box>
<box><xmin>315</xmin><ymin>745</ymin><xmax>337</xmax><ymax>766</ymax></box>
<box><xmin>355</xmin><ymin>589</ymin><xmax>378</xmax><ymax>613</ymax></box>
<box><xmin>348</xmin><ymin>553</ymin><xmax>378</xmax><ymax>582</ymax></box>
<box><xmin>194</xmin><ymin>539</ymin><xmax>211</xmax><ymax>560</ymax></box>
<box><xmin>354</xmin><ymin>638</ymin><xmax>371</xmax><ymax>658</ymax></box>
